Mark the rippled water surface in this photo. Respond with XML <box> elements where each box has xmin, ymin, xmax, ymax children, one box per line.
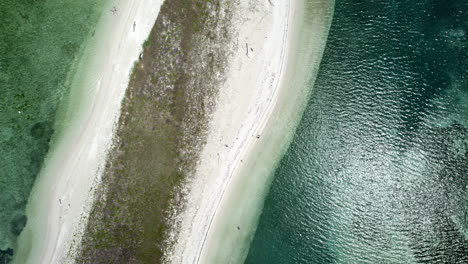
<box><xmin>246</xmin><ymin>0</ymin><xmax>468</xmax><ymax>263</ymax></box>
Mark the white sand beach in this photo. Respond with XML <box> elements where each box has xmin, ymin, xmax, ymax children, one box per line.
<box><xmin>168</xmin><ymin>0</ymin><xmax>335</xmax><ymax>263</ymax></box>
<box><xmin>14</xmin><ymin>0</ymin><xmax>163</xmax><ymax>263</ymax></box>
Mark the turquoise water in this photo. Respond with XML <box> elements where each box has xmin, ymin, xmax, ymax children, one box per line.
<box><xmin>246</xmin><ymin>0</ymin><xmax>468</xmax><ymax>263</ymax></box>
<box><xmin>0</xmin><ymin>1</ymin><xmax>106</xmax><ymax>262</ymax></box>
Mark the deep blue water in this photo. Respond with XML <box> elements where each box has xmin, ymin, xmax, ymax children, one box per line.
<box><xmin>246</xmin><ymin>0</ymin><xmax>468</xmax><ymax>263</ymax></box>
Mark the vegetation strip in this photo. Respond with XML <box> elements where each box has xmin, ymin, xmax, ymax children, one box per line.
<box><xmin>72</xmin><ymin>0</ymin><xmax>235</xmax><ymax>263</ymax></box>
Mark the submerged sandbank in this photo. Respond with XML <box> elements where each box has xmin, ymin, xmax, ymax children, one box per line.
<box><xmin>201</xmin><ymin>1</ymin><xmax>335</xmax><ymax>262</ymax></box>
<box><xmin>168</xmin><ymin>0</ymin><xmax>335</xmax><ymax>263</ymax></box>
<box><xmin>14</xmin><ymin>0</ymin><xmax>163</xmax><ymax>263</ymax></box>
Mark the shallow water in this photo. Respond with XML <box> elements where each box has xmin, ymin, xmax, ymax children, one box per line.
<box><xmin>0</xmin><ymin>1</ymin><xmax>105</xmax><ymax>262</ymax></box>
<box><xmin>246</xmin><ymin>0</ymin><xmax>468</xmax><ymax>263</ymax></box>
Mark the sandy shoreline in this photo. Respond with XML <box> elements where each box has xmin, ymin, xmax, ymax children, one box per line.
<box><xmin>169</xmin><ymin>0</ymin><xmax>335</xmax><ymax>263</ymax></box>
<box><xmin>168</xmin><ymin>0</ymin><xmax>293</xmax><ymax>262</ymax></box>
<box><xmin>14</xmin><ymin>0</ymin><xmax>163</xmax><ymax>263</ymax></box>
